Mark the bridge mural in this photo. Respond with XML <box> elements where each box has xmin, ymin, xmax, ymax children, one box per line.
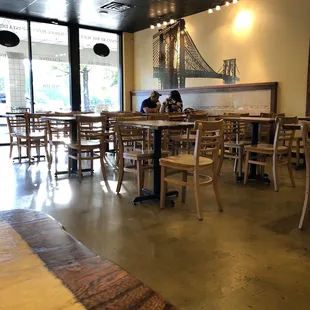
<box><xmin>153</xmin><ymin>19</ymin><xmax>239</xmax><ymax>89</ymax></box>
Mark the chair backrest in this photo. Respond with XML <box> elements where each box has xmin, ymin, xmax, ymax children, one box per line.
<box><xmin>147</xmin><ymin>114</ymin><xmax>169</xmax><ymax>121</ymax></box>
<box><xmin>223</xmin><ymin>113</ymin><xmax>250</xmax><ymax>117</ymax></box>
<box><xmin>194</xmin><ymin>120</ymin><xmax>224</xmax><ymax>166</ymax></box>
<box><xmin>25</xmin><ymin>113</ymin><xmax>48</xmax><ymax>133</ymax></box>
<box><xmin>7</xmin><ymin>116</ymin><xmax>27</xmax><ymax>135</ymax></box>
<box><xmin>273</xmin><ymin>117</ymin><xmax>297</xmax><ymax>151</ymax></box>
<box><xmin>188</xmin><ymin>113</ymin><xmax>208</xmax><ymax>122</ymax></box>
<box><xmin>47</xmin><ymin>119</ymin><xmax>71</xmax><ymax>141</ymax></box>
<box><xmin>75</xmin><ymin>115</ymin><xmax>106</xmax><ymax>143</ymax></box>
<box><xmin>260</xmin><ymin>112</ymin><xmax>274</xmax><ymax>118</ymax></box>
<box><xmin>223</xmin><ymin>119</ymin><xmax>249</xmax><ymax>143</ymax></box>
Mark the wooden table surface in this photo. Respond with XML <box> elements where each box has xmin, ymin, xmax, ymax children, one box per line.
<box><xmin>220</xmin><ymin>116</ymin><xmax>275</xmax><ymax>123</ymax></box>
<box><xmin>117</xmin><ymin>120</ymin><xmax>194</xmax><ymax>130</ymax></box>
<box><xmin>0</xmin><ymin>209</ymin><xmax>176</xmax><ymax>310</ymax></box>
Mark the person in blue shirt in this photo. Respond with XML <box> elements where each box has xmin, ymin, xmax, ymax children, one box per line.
<box><xmin>140</xmin><ymin>91</ymin><xmax>162</xmax><ymax>113</ymax></box>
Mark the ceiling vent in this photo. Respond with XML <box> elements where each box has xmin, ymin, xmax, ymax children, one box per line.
<box><xmin>100</xmin><ymin>2</ymin><xmax>131</xmax><ymax>12</ymax></box>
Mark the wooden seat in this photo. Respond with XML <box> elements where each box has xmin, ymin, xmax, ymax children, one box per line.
<box><xmin>299</xmin><ymin>121</ymin><xmax>310</xmax><ymax>229</ymax></box>
<box><xmin>244</xmin><ymin>117</ymin><xmax>297</xmax><ymax>191</ymax></box>
<box><xmin>15</xmin><ymin>113</ymin><xmax>49</xmax><ymax>165</ymax></box>
<box><xmin>115</xmin><ymin>122</ymin><xmax>168</xmax><ymax>196</ymax></box>
<box><xmin>160</xmin><ymin>120</ymin><xmax>224</xmax><ymax>220</ymax></box>
<box><xmin>67</xmin><ymin>115</ymin><xmax>107</xmax><ymax>182</ymax></box>
<box><xmin>47</xmin><ymin>117</ymin><xmax>72</xmax><ymax>175</ymax></box>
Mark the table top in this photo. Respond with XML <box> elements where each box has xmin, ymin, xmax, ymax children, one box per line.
<box><xmin>117</xmin><ymin>120</ymin><xmax>194</xmax><ymax>130</ymax></box>
<box><xmin>0</xmin><ymin>209</ymin><xmax>175</xmax><ymax>310</ymax></box>
<box><xmin>220</xmin><ymin>117</ymin><xmax>275</xmax><ymax>123</ymax></box>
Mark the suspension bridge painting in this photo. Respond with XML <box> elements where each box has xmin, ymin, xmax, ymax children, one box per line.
<box><xmin>153</xmin><ymin>19</ymin><xmax>239</xmax><ymax>89</ymax></box>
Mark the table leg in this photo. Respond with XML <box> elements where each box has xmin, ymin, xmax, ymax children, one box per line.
<box><xmin>249</xmin><ymin>122</ymin><xmax>259</xmax><ymax>177</ymax></box>
<box><xmin>132</xmin><ymin>128</ymin><xmax>178</xmax><ymax>205</ymax></box>
<box><xmin>71</xmin><ymin>121</ymin><xmax>78</xmax><ymax>171</ymax></box>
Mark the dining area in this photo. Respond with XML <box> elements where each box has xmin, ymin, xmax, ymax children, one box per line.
<box><xmin>2</xmin><ymin>109</ymin><xmax>309</xmax><ymax>226</ymax></box>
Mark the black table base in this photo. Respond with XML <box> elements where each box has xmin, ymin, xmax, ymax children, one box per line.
<box><xmin>133</xmin><ymin>190</ymin><xmax>179</xmax><ymax>205</ymax></box>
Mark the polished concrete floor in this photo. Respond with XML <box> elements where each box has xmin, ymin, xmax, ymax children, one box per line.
<box><xmin>1</xmin><ymin>146</ymin><xmax>310</xmax><ymax>310</ymax></box>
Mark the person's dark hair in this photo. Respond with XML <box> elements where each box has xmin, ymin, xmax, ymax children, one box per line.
<box><xmin>170</xmin><ymin>90</ymin><xmax>182</xmax><ymax>103</ymax></box>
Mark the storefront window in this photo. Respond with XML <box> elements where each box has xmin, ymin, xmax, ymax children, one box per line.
<box><xmin>0</xmin><ymin>18</ymin><xmax>30</xmax><ymax>144</ymax></box>
<box><xmin>31</xmin><ymin>22</ymin><xmax>70</xmax><ymax>112</ymax></box>
<box><xmin>79</xmin><ymin>29</ymin><xmax>120</xmax><ymax>112</ymax></box>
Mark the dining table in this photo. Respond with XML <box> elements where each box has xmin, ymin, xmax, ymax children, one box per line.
<box><xmin>117</xmin><ymin>120</ymin><xmax>194</xmax><ymax>204</ymax></box>
<box><xmin>0</xmin><ymin>209</ymin><xmax>176</xmax><ymax>309</ymax></box>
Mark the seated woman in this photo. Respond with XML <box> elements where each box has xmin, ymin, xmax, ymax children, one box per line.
<box><xmin>160</xmin><ymin>90</ymin><xmax>183</xmax><ymax>113</ymax></box>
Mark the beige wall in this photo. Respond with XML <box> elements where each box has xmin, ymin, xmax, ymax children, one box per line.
<box><xmin>134</xmin><ymin>0</ymin><xmax>310</xmax><ymax>116</ymax></box>
<box><xmin>122</xmin><ymin>32</ymin><xmax>134</xmax><ymax>111</ymax></box>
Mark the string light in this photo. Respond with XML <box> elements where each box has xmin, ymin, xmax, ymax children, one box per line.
<box><xmin>226</xmin><ymin>1</ymin><xmax>230</xmax><ymax>6</ymax></box>
<box><xmin>157</xmin><ymin>23</ymin><xmax>161</xmax><ymax>27</ymax></box>
<box><xmin>150</xmin><ymin>25</ymin><xmax>155</xmax><ymax>29</ymax></box>
<box><xmin>208</xmin><ymin>8</ymin><xmax>213</xmax><ymax>13</ymax></box>
<box><xmin>216</xmin><ymin>5</ymin><xmax>221</xmax><ymax>10</ymax></box>
<box><xmin>163</xmin><ymin>21</ymin><xmax>168</xmax><ymax>26</ymax></box>
<box><xmin>170</xmin><ymin>19</ymin><xmax>175</xmax><ymax>24</ymax></box>
<box><xmin>233</xmin><ymin>0</ymin><xmax>238</xmax><ymax>3</ymax></box>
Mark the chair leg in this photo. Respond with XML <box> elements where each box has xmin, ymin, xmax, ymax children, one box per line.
<box><xmin>272</xmin><ymin>154</ymin><xmax>279</xmax><ymax>192</ymax></box>
<box><xmin>160</xmin><ymin>165</ymin><xmax>166</xmax><ymax>209</ymax></box>
<box><xmin>287</xmin><ymin>160</ymin><xmax>295</xmax><ymax>188</ymax></box>
<box><xmin>193</xmin><ymin>171</ymin><xmax>203</xmax><ymax>220</ymax></box>
<box><xmin>48</xmin><ymin>145</ymin><xmax>53</xmax><ymax>171</ymax></box>
<box><xmin>181</xmin><ymin>171</ymin><xmax>187</xmax><ymax>203</ymax></box>
<box><xmin>233</xmin><ymin>158</ymin><xmax>238</xmax><ymax>173</ymax></box>
<box><xmin>27</xmin><ymin>140</ymin><xmax>31</xmax><ymax>166</ymax></box>
<box><xmin>217</xmin><ymin>152</ymin><xmax>224</xmax><ymax>175</ymax></box>
<box><xmin>213</xmin><ymin>170</ymin><xmax>223</xmax><ymax>212</ymax></box>
<box><xmin>296</xmin><ymin>141</ymin><xmax>300</xmax><ymax>167</ymax></box>
<box><xmin>244</xmin><ymin>151</ymin><xmax>250</xmax><ymax>185</ymax></box>
<box><xmin>238</xmin><ymin>148</ymin><xmax>243</xmax><ymax>178</ymax></box>
<box><xmin>54</xmin><ymin>145</ymin><xmax>58</xmax><ymax>175</ymax></box>
<box><xmin>116</xmin><ymin>158</ymin><xmax>124</xmax><ymax>194</ymax></box>
<box><xmin>36</xmin><ymin>142</ymin><xmax>40</xmax><ymax>162</ymax></box>
<box><xmin>78</xmin><ymin>151</ymin><xmax>82</xmax><ymax>182</ymax></box>
<box><xmin>68</xmin><ymin>148</ymin><xmax>72</xmax><ymax>177</ymax></box>
<box><xmin>17</xmin><ymin>138</ymin><xmax>21</xmax><ymax>163</ymax></box>
<box><xmin>90</xmin><ymin>151</ymin><xmax>94</xmax><ymax>176</ymax></box>
<box><xmin>9</xmin><ymin>137</ymin><xmax>13</xmax><ymax>159</ymax></box>
<box><xmin>44</xmin><ymin>140</ymin><xmax>49</xmax><ymax>163</ymax></box>
<box><xmin>137</xmin><ymin>160</ymin><xmax>143</xmax><ymax>196</ymax></box>
<box><xmin>100</xmin><ymin>147</ymin><xmax>107</xmax><ymax>180</ymax></box>
<box><xmin>299</xmin><ymin>175</ymin><xmax>310</xmax><ymax>229</ymax></box>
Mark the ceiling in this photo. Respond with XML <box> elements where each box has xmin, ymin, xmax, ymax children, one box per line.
<box><xmin>0</xmin><ymin>0</ymin><xmax>229</xmax><ymax>33</ymax></box>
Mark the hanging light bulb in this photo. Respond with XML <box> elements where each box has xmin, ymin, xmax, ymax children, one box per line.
<box><xmin>170</xmin><ymin>19</ymin><xmax>175</xmax><ymax>24</ymax></box>
<box><xmin>157</xmin><ymin>23</ymin><xmax>161</xmax><ymax>28</ymax></box>
<box><xmin>233</xmin><ymin>0</ymin><xmax>238</xmax><ymax>3</ymax></box>
<box><xmin>163</xmin><ymin>21</ymin><xmax>168</xmax><ymax>26</ymax></box>
<box><xmin>208</xmin><ymin>8</ymin><xmax>213</xmax><ymax>13</ymax></box>
<box><xmin>150</xmin><ymin>25</ymin><xmax>155</xmax><ymax>29</ymax></box>
<box><xmin>216</xmin><ymin>5</ymin><xmax>221</xmax><ymax>10</ymax></box>
<box><xmin>225</xmin><ymin>1</ymin><xmax>230</xmax><ymax>6</ymax></box>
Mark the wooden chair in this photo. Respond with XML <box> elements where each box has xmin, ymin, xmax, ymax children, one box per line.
<box><xmin>160</xmin><ymin>120</ymin><xmax>224</xmax><ymax>220</ymax></box>
<box><xmin>15</xmin><ymin>113</ymin><xmax>50</xmax><ymax>165</ymax></box>
<box><xmin>244</xmin><ymin>117</ymin><xmax>297</xmax><ymax>191</ymax></box>
<box><xmin>67</xmin><ymin>115</ymin><xmax>107</xmax><ymax>182</ymax></box>
<box><xmin>6</xmin><ymin>116</ymin><xmax>27</xmax><ymax>159</ymax></box>
<box><xmin>47</xmin><ymin>118</ymin><xmax>71</xmax><ymax>175</ymax></box>
<box><xmin>115</xmin><ymin>123</ymin><xmax>168</xmax><ymax>196</ymax></box>
<box><xmin>299</xmin><ymin>121</ymin><xmax>310</xmax><ymax>229</ymax></box>
<box><xmin>219</xmin><ymin>119</ymin><xmax>251</xmax><ymax>178</ymax></box>
<box><xmin>169</xmin><ymin>113</ymin><xmax>209</xmax><ymax>155</ymax></box>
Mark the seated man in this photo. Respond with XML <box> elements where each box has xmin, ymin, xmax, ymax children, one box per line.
<box><xmin>140</xmin><ymin>91</ymin><xmax>162</xmax><ymax>113</ymax></box>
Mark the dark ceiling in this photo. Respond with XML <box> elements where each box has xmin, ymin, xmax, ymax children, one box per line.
<box><xmin>0</xmin><ymin>0</ymin><xmax>229</xmax><ymax>33</ymax></box>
